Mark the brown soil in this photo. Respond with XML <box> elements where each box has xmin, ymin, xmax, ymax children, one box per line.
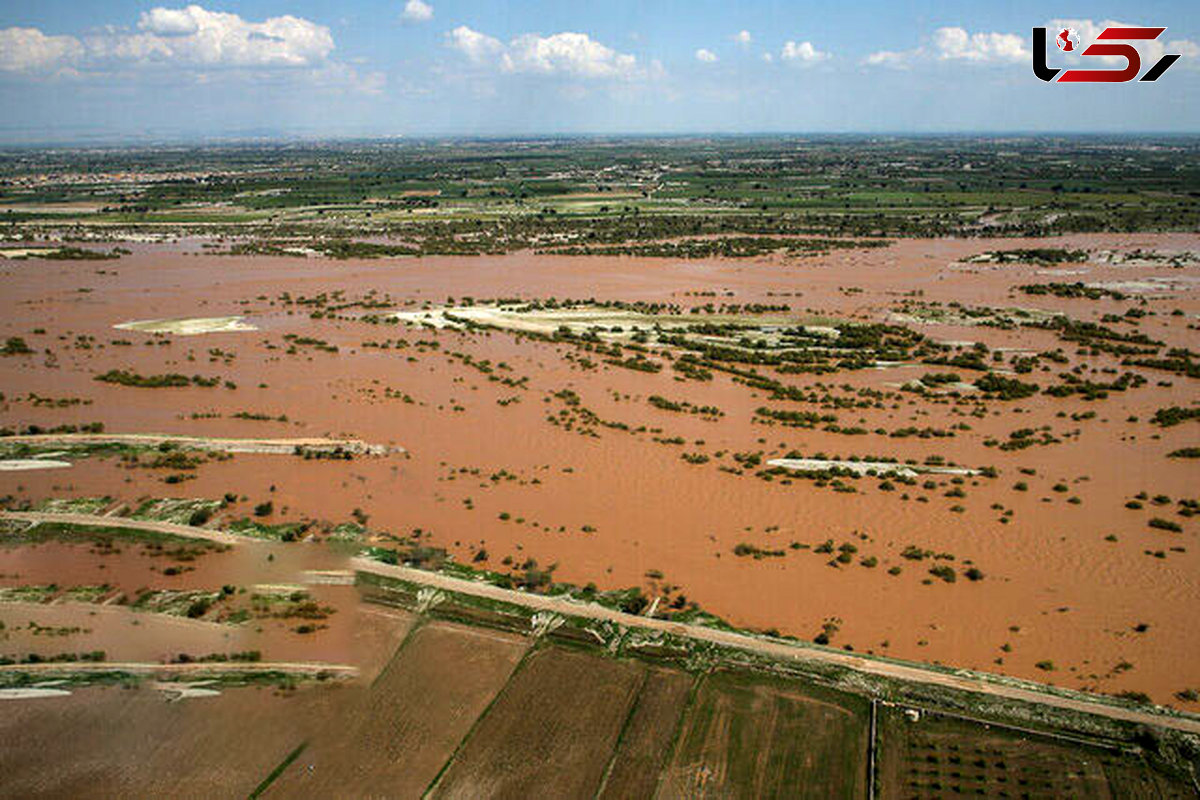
<box><xmin>657</xmin><ymin>669</ymin><xmax>868</xmax><ymax>798</ymax></box>
<box><xmin>265</xmin><ymin>620</ymin><xmax>527</xmax><ymax>798</ymax></box>
<box><xmin>598</xmin><ymin>667</ymin><xmax>694</xmax><ymax>799</ymax></box>
<box><xmin>428</xmin><ymin>646</ymin><xmax>643</xmax><ymax>799</ymax></box>
<box><xmin>0</xmin><ymin>684</ymin><xmax>339</xmax><ymax>799</ymax></box>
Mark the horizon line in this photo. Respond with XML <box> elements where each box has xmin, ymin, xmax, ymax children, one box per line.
<box><xmin>3</xmin><ymin>130</ymin><xmax>1200</xmax><ymax>151</ymax></box>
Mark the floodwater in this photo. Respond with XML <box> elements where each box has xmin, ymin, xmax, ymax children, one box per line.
<box><xmin>1</xmin><ymin>233</ymin><xmax>1198</xmax><ymax>704</ymax></box>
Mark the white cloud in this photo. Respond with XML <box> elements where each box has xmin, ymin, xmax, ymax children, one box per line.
<box><xmin>0</xmin><ymin>27</ymin><xmax>84</xmax><ymax>73</ymax></box>
<box><xmin>87</xmin><ymin>6</ymin><xmax>335</xmax><ymax>68</ymax></box>
<box><xmin>695</xmin><ymin>48</ymin><xmax>718</xmax><ymax>63</ymax></box>
<box><xmin>932</xmin><ymin>26</ymin><xmax>1026</xmax><ymax>62</ymax></box>
<box><xmin>401</xmin><ymin>0</ymin><xmax>433</xmax><ymax>23</ymax></box>
<box><xmin>449</xmin><ymin>27</ymin><xmax>639</xmax><ymax>80</ymax></box>
<box><xmin>864</xmin><ymin>49</ymin><xmax>916</xmax><ymax>69</ymax></box>
<box><xmin>139</xmin><ymin>8</ymin><xmax>200</xmax><ymax>36</ymax></box>
<box><xmin>735</xmin><ymin>30</ymin><xmax>752</xmax><ymax>45</ymax></box>
<box><xmin>503</xmin><ymin>32</ymin><xmax>637</xmax><ymax>78</ymax></box>
<box><xmin>0</xmin><ymin>6</ymin><xmax>375</xmax><ymax>97</ymax></box>
<box><xmin>780</xmin><ymin>40</ymin><xmax>829</xmax><ymax>64</ymax></box>
<box><xmin>761</xmin><ymin>52</ymin><xmax>773</xmax><ymax>63</ymax></box>
<box><xmin>447</xmin><ymin>25</ymin><xmax>504</xmax><ymax>64</ymax></box>
<box><xmin>864</xmin><ymin>25</ymin><xmax>1036</xmax><ymax>68</ymax></box>
<box><xmin>310</xmin><ymin>62</ymin><xmax>387</xmax><ymax>95</ymax></box>
<box><xmin>1173</xmin><ymin>39</ymin><xmax>1200</xmax><ymax>58</ymax></box>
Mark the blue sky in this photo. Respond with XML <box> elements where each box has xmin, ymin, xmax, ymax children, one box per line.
<box><xmin>0</xmin><ymin>1</ymin><xmax>1197</xmax><ymax>142</ymax></box>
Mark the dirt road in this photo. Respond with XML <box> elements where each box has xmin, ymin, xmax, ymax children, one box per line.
<box><xmin>0</xmin><ymin>510</ymin><xmax>253</xmax><ymax>545</ymax></box>
<box><xmin>0</xmin><ymin>661</ymin><xmax>357</xmax><ymax>678</ymax></box>
<box><xmin>0</xmin><ymin>433</ymin><xmax>401</xmax><ymax>455</ymax></box>
<box><xmin>349</xmin><ymin>557</ymin><xmax>1200</xmax><ymax>736</ymax></box>
<box><xmin>3</xmin><ymin>509</ymin><xmax>1197</xmax><ymax>735</ymax></box>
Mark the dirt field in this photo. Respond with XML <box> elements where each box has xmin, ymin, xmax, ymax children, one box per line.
<box><xmin>0</xmin><ymin>684</ymin><xmax>339</xmax><ymax>800</ymax></box>
<box><xmin>598</xmin><ymin>667</ymin><xmax>695</xmax><ymax>799</ymax></box>
<box><xmin>657</xmin><ymin>669</ymin><xmax>869</xmax><ymax>799</ymax></box>
<box><xmin>1</xmin><ymin>625</ymin><xmax>1192</xmax><ymax>799</ymax></box>
<box><xmin>265</xmin><ymin>620</ymin><xmax>527</xmax><ymax>798</ymax></box>
<box><xmin>428</xmin><ymin>645</ymin><xmax>644</xmax><ymax>799</ymax></box>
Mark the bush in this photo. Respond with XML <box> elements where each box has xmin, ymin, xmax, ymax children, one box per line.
<box><xmin>186</xmin><ymin>598</ymin><xmax>212</xmax><ymax>618</ymax></box>
<box><xmin>0</xmin><ymin>337</ymin><xmax>34</xmax><ymax>356</ymax></box>
<box><xmin>1151</xmin><ymin>406</ymin><xmax>1200</xmax><ymax>427</ymax></box>
<box><xmin>618</xmin><ymin>590</ymin><xmax>649</xmax><ymax>615</ymax></box>
<box><xmin>253</xmin><ymin>501</ymin><xmax>273</xmax><ymax>517</ymax></box>
<box><xmin>95</xmin><ymin>369</ymin><xmax>196</xmax><ymax>388</ymax></box>
<box><xmin>974</xmin><ymin>373</ymin><xmax>1038</xmax><ymax>400</ymax></box>
<box><xmin>929</xmin><ymin>565</ymin><xmax>956</xmax><ymax>583</ymax></box>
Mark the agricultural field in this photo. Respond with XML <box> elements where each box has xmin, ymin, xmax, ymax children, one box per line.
<box><xmin>2</xmin><ymin>580</ymin><xmax>1195</xmax><ymax>799</ymax></box>
<box><xmin>876</xmin><ymin>704</ymin><xmax>1195</xmax><ymax>799</ymax></box>
<box><xmin>266</xmin><ymin>620</ymin><xmax>528</xmax><ymax>798</ymax></box>
<box><xmin>0</xmin><ymin>684</ymin><xmax>342</xmax><ymax>799</ymax></box>
<box><xmin>428</xmin><ymin>646</ymin><xmax>644</xmax><ymax>799</ymax></box>
<box><xmin>3</xmin><ymin>137</ymin><xmax>1199</xmax><ymax>241</ymax></box>
<box><xmin>597</xmin><ymin>667</ymin><xmax>694</xmax><ymax>799</ymax></box>
<box><xmin>658</xmin><ymin>670</ymin><xmax>869</xmax><ymax>798</ymax></box>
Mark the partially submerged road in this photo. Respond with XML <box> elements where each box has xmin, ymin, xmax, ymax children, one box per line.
<box><xmin>1</xmin><ymin>510</ymin><xmax>253</xmax><ymax>545</ymax></box>
<box><xmin>2</xmin><ymin>509</ymin><xmax>1197</xmax><ymax>735</ymax></box>
<box><xmin>350</xmin><ymin>557</ymin><xmax>1200</xmax><ymax>736</ymax></box>
<box><xmin>0</xmin><ymin>661</ymin><xmax>358</xmax><ymax>678</ymax></box>
<box><xmin>0</xmin><ymin>433</ymin><xmax>401</xmax><ymax>456</ymax></box>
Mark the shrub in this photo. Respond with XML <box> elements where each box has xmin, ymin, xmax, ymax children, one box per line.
<box><xmin>0</xmin><ymin>337</ymin><xmax>34</xmax><ymax>356</ymax></box>
<box><xmin>1151</xmin><ymin>406</ymin><xmax>1200</xmax><ymax>427</ymax></box>
<box><xmin>974</xmin><ymin>373</ymin><xmax>1038</xmax><ymax>400</ymax></box>
<box><xmin>95</xmin><ymin>369</ymin><xmax>195</xmax><ymax>388</ymax></box>
<box><xmin>929</xmin><ymin>565</ymin><xmax>956</xmax><ymax>583</ymax></box>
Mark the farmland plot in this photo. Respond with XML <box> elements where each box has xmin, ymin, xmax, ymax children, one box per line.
<box><xmin>428</xmin><ymin>645</ymin><xmax>643</xmax><ymax>800</ymax></box>
<box><xmin>265</xmin><ymin>620</ymin><xmax>527</xmax><ymax>798</ymax></box>
<box><xmin>657</xmin><ymin>669</ymin><xmax>869</xmax><ymax>799</ymax></box>
<box><xmin>877</xmin><ymin>705</ymin><xmax>1195</xmax><ymax>800</ymax></box>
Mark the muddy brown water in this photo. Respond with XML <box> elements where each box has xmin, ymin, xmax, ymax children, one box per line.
<box><xmin>1</xmin><ymin>233</ymin><xmax>1198</xmax><ymax>705</ymax></box>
